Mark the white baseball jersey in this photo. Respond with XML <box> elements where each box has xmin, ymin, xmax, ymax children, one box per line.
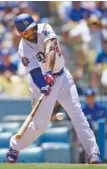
<box><xmin>18</xmin><ymin>23</ymin><xmax>65</xmax><ymax>75</ymax></box>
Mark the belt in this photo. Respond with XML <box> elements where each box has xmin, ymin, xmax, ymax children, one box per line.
<box><xmin>53</xmin><ymin>68</ymin><xmax>64</xmax><ymax>76</ymax></box>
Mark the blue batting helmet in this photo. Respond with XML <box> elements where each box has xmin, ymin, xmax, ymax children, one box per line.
<box><xmin>14</xmin><ymin>13</ymin><xmax>36</xmax><ymax>32</ymax></box>
<box><xmin>84</xmin><ymin>88</ymin><xmax>96</xmax><ymax>96</ymax></box>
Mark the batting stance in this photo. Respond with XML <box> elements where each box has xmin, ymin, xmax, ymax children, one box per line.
<box><xmin>6</xmin><ymin>13</ymin><xmax>101</xmax><ymax>164</ymax></box>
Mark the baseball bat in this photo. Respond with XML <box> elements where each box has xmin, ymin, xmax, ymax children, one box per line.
<box><xmin>15</xmin><ymin>94</ymin><xmax>44</xmax><ymax>140</ymax></box>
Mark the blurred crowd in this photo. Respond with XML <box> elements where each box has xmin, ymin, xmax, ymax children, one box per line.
<box><xmin>57</xmin><ymin>1</ymin><xmax>107</xmax><ymax>96</ymax></box>
<box><xmin>0</xmin><ymin>1</ymin><xmax>107</xmax><ymax>99</ymax></box>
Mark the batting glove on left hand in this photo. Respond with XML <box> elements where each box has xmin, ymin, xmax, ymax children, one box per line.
<box><xmin>44</xmin><ymin>71</ymin><xmax>55</xmax><ymax>87</ymax></box>
<box><xmin>40</xmin><ymin>85</ymin><xmax>52</xmax><ymax>96</ymax></box>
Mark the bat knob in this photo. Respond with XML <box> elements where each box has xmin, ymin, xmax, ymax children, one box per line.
<box><xmin>15</xmin><ymin>135</ymin><xmax>21</xmax><ymax>140</ymax></box>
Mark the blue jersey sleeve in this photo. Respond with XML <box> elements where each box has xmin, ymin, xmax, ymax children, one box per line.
<box><xmin>30</xmin><ymin>67</ymin><xmax>47</xmax><ymax>89</ymax></box>
<box><xmin>95</xmin><ymin>53</ymin><xmax>103</xmax><ymax>64</ymax></box>
<box><xmin>101</xmin><ymin>106</ymin><xmax>107</xmax><ymax>119</ymax></box>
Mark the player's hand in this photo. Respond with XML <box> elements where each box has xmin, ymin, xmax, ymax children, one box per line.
<box><xmin>44</xmin><ymin>72</ymin><xmax>55</xmax><ymax>87</ymax></box>
<box><xmin>40</xmin><ymin>85</ymin><xmax>51</xmax><ymax>96</ymax></box>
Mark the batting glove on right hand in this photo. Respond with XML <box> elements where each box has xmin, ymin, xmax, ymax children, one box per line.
<box><xmin>40</xmin><ymin>85</ymin><xmax>51</xmax><ymax>96</ymax></box>
<box><xmin>44</xmin><ymin>71</ymin><xmax>55</xmax><ymax>87</ymax></box>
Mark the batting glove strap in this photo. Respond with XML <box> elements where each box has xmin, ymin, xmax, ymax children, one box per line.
<box><xmin>45</xmin><ymin>71</ymin><xmax>53</xmax><ymax>75</ymax></box>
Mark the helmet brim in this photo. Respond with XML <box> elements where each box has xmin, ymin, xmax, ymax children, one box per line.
<box><xmin>23</xmin><ymin>22</ymin><xmax>36</xmax><ymax>32</ymax></box>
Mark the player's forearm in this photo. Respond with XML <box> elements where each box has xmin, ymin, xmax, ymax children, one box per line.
<box><xmin>45</xmin><ymin>49</ymin><xmax>56</xmax><ymax>72</ymax></box>
<box><xmin>45</xmin><ymin>39</ymin><xmax>56</xmax><ymax>72</ymax></box>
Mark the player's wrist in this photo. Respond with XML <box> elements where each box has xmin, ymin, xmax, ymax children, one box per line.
<box><xmin>45</xmin><ymin>71</ymin><xmax>53</xmax><ymax>76</ymax></box>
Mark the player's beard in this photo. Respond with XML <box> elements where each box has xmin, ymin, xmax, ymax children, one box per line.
<box><xmin>24</xmin><ymin>32</ymin><xmax>37</xmax><ymax>43</ymax></box>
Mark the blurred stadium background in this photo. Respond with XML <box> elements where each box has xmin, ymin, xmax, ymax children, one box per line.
<box><xmin>0</xmin><ymin>1</ymin><xmax>107</xmax><ymax>164</ymax></box>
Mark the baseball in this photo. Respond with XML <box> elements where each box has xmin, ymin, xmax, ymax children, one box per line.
<box><xmin>56</xmin><ymin>112</ymin><xmax>65</xmax><ymax>120</ymax></box>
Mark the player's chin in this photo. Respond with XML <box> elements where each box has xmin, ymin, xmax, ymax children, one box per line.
<box><xmin>29</xmin><ymin>37</ymin><xmax>36</xmax><ymax>42</ymax></box>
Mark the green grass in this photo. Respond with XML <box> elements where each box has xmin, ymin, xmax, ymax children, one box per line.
<box><xmin>0</xmin><ymin>163</ymin><xmax>107</xmax><ymax>169</ymax></box>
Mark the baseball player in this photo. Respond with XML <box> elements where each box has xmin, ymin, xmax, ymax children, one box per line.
<box><xmin>6</xmin><ymin>13</ymin><xmax>101</xmax><ymax>164</ymax></box>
